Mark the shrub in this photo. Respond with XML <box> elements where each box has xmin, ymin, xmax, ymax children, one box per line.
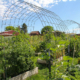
<box><xmin>0</xmin><ymin>33</ymin><xmax>35</xmax><ymax>79</ymax></box>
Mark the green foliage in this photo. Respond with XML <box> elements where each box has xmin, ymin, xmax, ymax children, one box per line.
<box><xmin>39</xmin><ymin>41</ymin><xmax>46</xmax><ymax>51</ymax></box>
<box><xmin>15</xmin><ymin>27</ymin><xmax>20</xmax><ymax>32</ymax></box>
<box><xmin>25</xmin><ymin>54</ymin><xmax>80</xmax><ymax>80</ymax></box>
<box><xmin>0</xmin><ymin>33</ymin><xmax>35</xmax><ymax>79</ymax></box>
<box><xmin>21</xmin><ymin>23</ymin><xmax>27</xmax><ymax>33</ymax></box>
<box><xmin>60</xmin><ymin>32</ymin><xmax>66</xmax><ymax>40</ymax></box>
<box><xmin>65</xmin><ymin>35</ymin><xmax>80</xmax><ymax>57</ymax></box>
<box><xmin>78</xmin><ymin>58</ymin><xmax>80</xmax><ymax>64</ymax></box>
<box><xmin>44</xmin><ymin>32</ymin><xmax>53</xmax><ymax>42</ymax></box>
<box><xmin>41</xmin><ymin>26</ymin><xmax>54</xmax><ymax>34</ymax></box>
<box><xmin>0</xmin><ymin>36</ymin><xmax>4</xmax><ymax>47</ymax></box>
<box><xmin>35</xmin><ymin>32</ymin><xmax>69</xmax><ymax>62</ymax></box>
<box><xmin>63</xmin><ymin>56</ymin><xmax>72</xmax><ymax>61</ymax></box>
<box><xmin>5</xmin><ymin>26</ymin><xmax>15</xmax><ymax>31</ymax></box>
<box><xmin>26</xmin><ymin>68</ymin><xmax>49</xmax><ymax>80</ymax></box>
<box><xmin>5</xmin><ymin>26</ymin><xmax>19</xmax><ymax>31</ymax></box>
<box><xmin>1</xmin><ymin>25</ymin><xmax>80</xmax><ymax>80</ymax></box>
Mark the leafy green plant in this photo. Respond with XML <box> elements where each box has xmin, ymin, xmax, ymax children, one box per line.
<box><xmin>65</xmin><ymin>35</ymin><xmax>80</xmax><ymax>57</ymax></box>
<box><xmin>0</xmin><ymin>33</ymin><xmax>35</xmax><ymax>79</ymax></box>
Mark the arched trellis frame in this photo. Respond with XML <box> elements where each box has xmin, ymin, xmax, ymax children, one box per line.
<box><xmin>64</xmin><ymin>20</ymin><xmax>80</xmax><ymax>34</ymax></box>
<box><xmin>1</xmin><ymin>1</ymin><xmax>68</xmax><ymax>33</ymax></box>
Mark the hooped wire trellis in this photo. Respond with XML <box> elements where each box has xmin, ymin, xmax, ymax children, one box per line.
<box><xmin>64</xmin><ymin>20</ymin><xmax>80</xmax><ymax>34</ymax></box>
<box><xmin>1</xmin><ymin>0</ymin><xmax>69</xmax><ymax>33</ymax></box>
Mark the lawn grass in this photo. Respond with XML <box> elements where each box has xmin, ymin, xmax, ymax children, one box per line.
<box><xmin>26</xmin><ymin>69</ymin><xmax>49</xmax><ymax>80</ymax></box>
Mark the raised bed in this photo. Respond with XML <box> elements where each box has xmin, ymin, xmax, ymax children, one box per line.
<box><xmin>34</xmin><ymin>52</ymin><xmax>41</xmax><ymax>56</ymax></box>
<box><xmin>37</xmin><ymin>58</ymin><xmax>53</xmax><ymax>65</ymax></box>
<box><xmin>37</xmin><ymin>58</ymin><xmax>48</xmax><ymax>64</ymax></box>
<box><xmin>37</xmin><ymin>56</ymin><xmax>63</xmax><ymax>65</ymax></box>
<box><xmin>9</xmin><ymin>67</ymin><xmax>38</xmax><ymax>80</ymax></box>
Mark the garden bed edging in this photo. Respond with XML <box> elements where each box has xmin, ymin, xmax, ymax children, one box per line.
<box><xmin>9</xmin><ymin>67</ymin><xmax>38</xmax><ymax>80</ymax></box>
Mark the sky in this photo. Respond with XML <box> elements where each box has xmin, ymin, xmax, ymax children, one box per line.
<box><xmin>0</xmin><ymin>0</ymin><xmax>80</xmax><ymax>33</ymax></box>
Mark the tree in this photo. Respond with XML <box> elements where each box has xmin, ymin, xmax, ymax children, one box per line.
<box><xmin>5</xmin><ymin>26</ymin><xmax>15</xmax><ymax>31</ymax></box>
<box><xmin>41</xmin><ymin>26</ymin><xmax>54</xmax><ymax>34</ymax></box>
<box><xmin>5</xmin><ymin>26</ymin><xmax>19</xmax><ymax>32</ymax></box>
<box><xmin>21</xmin><ymin>23</ymin><xmax>27</xmax><ymax>34</ymax></box>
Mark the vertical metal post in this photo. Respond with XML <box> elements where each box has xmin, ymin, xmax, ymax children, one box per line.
<box><xmin>48</xmin><ymin>50</ymin><xmax>51</xmax><ymax>79</ymax></box>
<box><xmin>68</xmin><ymin>45</ymin><xmax>70</xmax><ymax>56</ymax></box>
<box><xmin>3</xmin><ymin>47</ymin><xmax>7</xmax><ymax>80</ymax></box>
<box><xmin>62</xmin><ymin>49</ymin><xmax>63</xmax><ymax>56</ymax></box>
<box><xmin>67</xmin><ymin>39</ymin><xmax>70</xmax><ymax>72</ymax></box>
<box><xmin>72</xmin><ymin>43</ymin><xmax>75</xmax><ymax>65</ymax></box>
<box><xmin>66</xmin><ymin>60</ymin><xmax>69</xmax><ymax>73</ymax></box>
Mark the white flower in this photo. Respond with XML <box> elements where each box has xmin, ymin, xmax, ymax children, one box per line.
<box><xmin>61</xmin><ymin>62</ymin><xmax>63</xmax><ymax>65</ymax></box>
<box><xmin>57</xmin><ymin>45</ymin><xmax>60</xmax><ymax>48</ymax></box>
<box><xmin>62</xmin><ymin>75</ymin><xmax>67</xmax><ymax>78</ymax></box>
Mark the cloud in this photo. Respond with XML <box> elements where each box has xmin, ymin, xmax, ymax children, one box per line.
<box><xmin>62</xmin><ymin>0</ymin><xmax>67</xmax><ymax>2</ymax></box>
<box><xmin>23</xmin><ymin>0</ymin><xmax>76</xmax><ymax>7</ymax></box>
<box><xmin>0</xmin><ymin>0</ymin><xmax>8</xmax><ymax>19</ymax></box>
<box><xmin>0</xmin><ymin>0</ymin><xmax>76</xmax><ymax>19</ymax></box>
<box><xmin>23</xmin><ymin>0</ymin><xmax>55</xmax><ymax>7</ymax></box>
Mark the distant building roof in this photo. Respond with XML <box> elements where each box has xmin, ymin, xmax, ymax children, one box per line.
<box><xmin>0</xmin><ymin>33</ymin><xmax>12</xmax><ymax>36</ymax></box>
<box><xmin>67</xmin><ymin>33</ymin><xmax>75</xmax><ymax>36</ymax></box>
<box><xmin>30</xmin><ymin>31</ymin><xmax>40</xmax><ymax>35</ymax></box>
<box><xmin>52</xmin><ymin>31</ymin><xmax>64</xmax><ymax>36</ymax></box>
<box><xmin>76</xmin><ymin>34</ymin><xmax>80</xmax><ymax>36</ymax></box>
<box><xmin>0</xmin><ymin>30</ymin><xmax>19</xmax><ymax>36</ymax></box>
